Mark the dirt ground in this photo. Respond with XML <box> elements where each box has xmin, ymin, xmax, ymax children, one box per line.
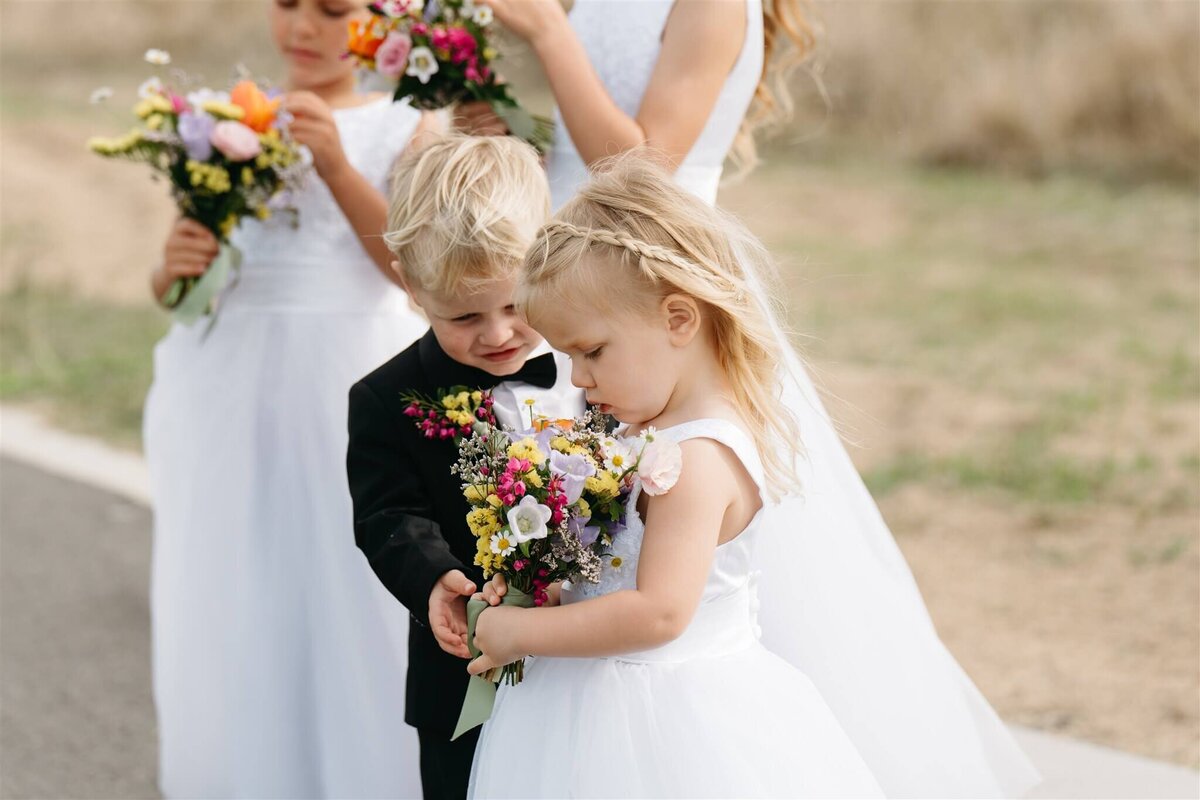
<box><xmin>3</xmin><ymin>111</ymin><xmax>1198</xmax><ymax>769</ymax></box>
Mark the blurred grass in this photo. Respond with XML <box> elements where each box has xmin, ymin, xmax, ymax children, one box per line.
<box><xmin>0</xmin><ymin>285</ymin><xmax>167</xmax><ymax>447</ymax></box>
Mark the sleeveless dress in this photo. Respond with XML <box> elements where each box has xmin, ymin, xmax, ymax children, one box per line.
<box><xmin>543</xmin><ymin>4</ymin><xmax>1041</xmax><ymax>797</ymax></box>
<box><xmin>144</xmin><ymin>95</ymin><xmax>426</xmax><ymax>798</ymax></box>
<box><xmin>468</xmin><ymin>419</ymin><xmax>886</xmax><ymax>798</ymax></box>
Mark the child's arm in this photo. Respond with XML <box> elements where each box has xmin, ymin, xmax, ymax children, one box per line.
<box><xmin>469</xmin><ymin>439</ymin><xmax>737</xmax><ymax>671</ymax></box>
<box><xmin>284</xmin><ymin>91</ymin><xmax>401</xmax><ymax>285</ymax></box>
<box><xmin>151</xmin><ymin>218</ymin><xmax>219</xmax><ymax>305</ymax></box>
<box><xmin>481</xmin><ymin>0</ymin><xmax>746</xmax><ymax>168</ymax></box>
<box><xmin>347</xmin><ymin>379</ymin><xmax>478</xmax><ymax>658</ymax></box>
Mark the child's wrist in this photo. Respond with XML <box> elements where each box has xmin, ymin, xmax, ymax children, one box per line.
<box><xmin>530</xmin><ymin>15</ymin><xmax>572</xmax><ymax>59</ymax></box>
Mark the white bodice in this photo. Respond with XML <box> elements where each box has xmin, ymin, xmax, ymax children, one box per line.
<box><xmin>546</xmin><ymin>0</ymin><xmax>764</xmax><ymax>210</ymax></box>
<box><xmin>562</xmin><ymin>418</ymin><xmax>768</xmax><ymax>661</ymax></box>
<box><xmin>222</xmin><ymin>95</ymin><xmax>421</xmax><ymax>315</ymax></box>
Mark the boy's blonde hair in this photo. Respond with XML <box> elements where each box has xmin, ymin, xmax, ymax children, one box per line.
<box><xmin>384</xmin><ymin>134</ymin><xmax>549</xmax><ymax>295</ymax></box>
<box><xmin>518</xmin><ymin>153</ymin><xmax>803</xmax><ymax>497</ymax></box>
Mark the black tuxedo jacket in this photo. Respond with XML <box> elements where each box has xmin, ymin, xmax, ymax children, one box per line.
<box><xmin>347</xmin><ymin>329</ymin><xmax>536</xmax><ymax>736</ymax></box>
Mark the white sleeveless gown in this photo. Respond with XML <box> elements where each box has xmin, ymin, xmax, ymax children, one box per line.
<box><xmin>469</xmin><ymin>419</ymin><xmax>886</xmax><ymax>798</ymax></box>
<box><xmin>144</xmin><ymin>96</ymin><xmax>426</xmax><ymax>798</ymax></box>
<box><xmin>539</xmin><ymin>2</ymin><xmax>1041</xmax><ymax>797</ymax></box>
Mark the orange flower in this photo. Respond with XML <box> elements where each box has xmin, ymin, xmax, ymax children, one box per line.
<box><xmin>347</xmin><ymin>18</ymin><xmax>385</xmax><ymax>60</ymax></box>
<box><xmin>533</xmin><ymin>418</ymin><xmax>576</xmax><ymax>432</ymax></box>
<box><xmin>229</xmin><ymin>81</ymin><xmax>281</xmax><ymax>134</ymax></box>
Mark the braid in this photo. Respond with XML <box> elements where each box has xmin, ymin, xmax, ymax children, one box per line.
<box><xmin>540</xmin><ymin>221</ymin><xmax>746</xmax><ymax>301</ymax></box>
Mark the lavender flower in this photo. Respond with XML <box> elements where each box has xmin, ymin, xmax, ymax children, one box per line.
<box><xmin>177</xmin><ymin>111</ymin><xmax>214</xmax><ymax>161</ymax></box>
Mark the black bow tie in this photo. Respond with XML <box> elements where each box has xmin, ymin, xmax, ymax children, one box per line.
<box><xmin>502</xmin><ymin>352</ymin><xmax>558</xmax><ymax>389</ymax></box>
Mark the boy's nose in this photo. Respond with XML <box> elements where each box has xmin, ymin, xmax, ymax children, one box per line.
<box><xmin>478</xmin><ymin>319</ymin><xmax>512</xmax><ymax>348</ymax></box>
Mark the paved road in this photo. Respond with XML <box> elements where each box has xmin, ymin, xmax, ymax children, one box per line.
<box><xmin>1</xmin><ymin>457</ymin><xmax>159</xmax><ymax>799</ymax></box>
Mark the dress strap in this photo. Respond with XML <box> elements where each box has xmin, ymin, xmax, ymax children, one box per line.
<box><xmin>656</xmin><ymin>418</ymin><xmax>766</xmax><ymax>495</ymax></box>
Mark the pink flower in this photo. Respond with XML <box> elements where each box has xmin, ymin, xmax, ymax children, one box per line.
<box><xmin>432</xmin><ymin>25</ymin><xmax>477</xmax><ymax>64</ymax></box>
<box><xmin>168</xmin><ymin>93</ymin><xmax>188</xmax><ymax>114</ymax></box>
<box><xmin>637</xmin><ymin>437</ymin><xmax>683</xmax><ymax>496</ymax></box>
<box><xmin>375</xmin><ymin>31</ymin><xmax>413</xmax><ymax>79</ymax></box>
<box><xmin>209</xmin><ymin>121</ymin><xmax>261</xmax><ymax>161</ymax></box>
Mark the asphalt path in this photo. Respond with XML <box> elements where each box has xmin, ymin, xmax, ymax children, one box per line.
<box><xmin>1</xmin><ymin>457</ymin><xmax>159</xmax><ymax>798</ymax></box>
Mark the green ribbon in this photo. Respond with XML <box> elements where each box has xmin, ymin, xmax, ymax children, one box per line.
<box><xmin>171</xmin><ymin>242</ymin><xmax>241</xmax><ymax>328</ymax></box>
<box><xmin>450</xmin><ymin>587</ymin><xmax>534</xmax><ymax>741</ymax></box>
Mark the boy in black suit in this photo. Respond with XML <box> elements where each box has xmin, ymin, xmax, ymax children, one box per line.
<box><xmin>346</xmin><ymin>135</ymin><xmax>584</xmax><ymax>800</ymax></box>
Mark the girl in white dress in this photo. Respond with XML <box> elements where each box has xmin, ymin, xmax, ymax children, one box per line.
<box><xmin>466</xmin><ymin>1</ymin><xmax>1042</xmax><ymax>796</ymax></box>
<box><xmin>144</xmin><ymin>0</ymin><xmax>431</xmax><ymax>795</ymax></box>
<box><xmin>466</xmin><ymin>155</ymin><xmax>884</xmax><ymax>799</ymax></box>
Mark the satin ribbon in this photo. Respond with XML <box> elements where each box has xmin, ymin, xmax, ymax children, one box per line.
<box><xmin>450</xmin><ymin>587</ymin><xmax>534</xmax><ymax>741</ymax></box>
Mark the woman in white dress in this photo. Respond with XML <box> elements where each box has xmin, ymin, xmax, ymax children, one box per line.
<box><xmin>474</xmin><ymin>0</ymin><xmax>1042</xmax><ymax>795</ymax></box>
<box><xmin>144</xmin><ymin>0</ymin><xmax>429</xmax><ymax>795</ymax></box>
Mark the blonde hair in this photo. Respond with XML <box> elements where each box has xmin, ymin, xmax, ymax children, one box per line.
<box><xmin>730</xmin><ymin>0</ymin><xmax>819</xmax><ymax>174</ymax></box>
<box><xmin>384</xmin><ymin>134</ymin><xmax>549</xmax><ymax>295</ymax></box>
<box><xmin>519</xmin><ymin>153</ymin><xmax>802</xmax><ymax>497</ymax></box>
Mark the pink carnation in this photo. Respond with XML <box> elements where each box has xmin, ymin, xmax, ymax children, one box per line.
<box><xmin>209</xmin><ymin>120</ymin><xmax>261</xmax><ymax>161</ymax></box>
<box><xmin>375</xmin><ymin>31</ymin><xmax>413</xmax><ymax>79</ymax></box>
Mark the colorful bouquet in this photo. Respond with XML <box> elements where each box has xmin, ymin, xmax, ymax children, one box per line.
<box><xmin>88</xmin><ymin>52</ymin><xmax>310</xmax><ymax>325</ymax></box>
<box><xmin>347</xmin><ymin>0</ymin><xmax>553</xmax><ymax>150</ymax></box>
<box><xmin>448</xmin><ymin>406</ymin><xmax>682</xmax><ymax>738</ymax></box>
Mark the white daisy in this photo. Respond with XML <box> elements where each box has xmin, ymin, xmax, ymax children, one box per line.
<box><xmin>489</xmin><ymin>531</ymin><xmax>517</xmax><ymax>556</ymax></box>
<box><xmin>144</xmin><ymin>48</ymin><xmax>171</xmax><ymax>66</ymax></box>
<box><xmin>89</xmin><ymin>87</ymin><xmax>114</xmax><ymax>105</ymax></box>
<box><xmin>472</xmin><ymin>5</ymin><xmax>493</xmax><ymax>25</ymax></box>
<box><xmin>137</xmin><ymin>76</ymin><xmax>164</xmax><ymax>100</ymax></box>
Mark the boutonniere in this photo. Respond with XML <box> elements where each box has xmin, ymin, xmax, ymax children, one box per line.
<box><xmin>402</xmin><ymin>386</ymin><xmax>496</xmax><ymax>441</ymax></box>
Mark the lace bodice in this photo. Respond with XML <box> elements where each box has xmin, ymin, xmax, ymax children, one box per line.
<box><xmin>564</xmin><ymin>419</ymin><xmax>767</xmax><ymax>604</ymax></box>
<box><xmin>546</xmin><ymin>0</ymin><xmax>764</xmax><ymax>209</ymax></box>
<box><xmin>222</xmin><ymin>95</ymin><xmax>421</xmax><ymax>315</ymax></box>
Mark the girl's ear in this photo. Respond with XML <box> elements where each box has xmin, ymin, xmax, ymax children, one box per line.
<box><xmin>661</xmin><ymin>293</ymin><xmax>702</xmax><ymax>346</ymax></box>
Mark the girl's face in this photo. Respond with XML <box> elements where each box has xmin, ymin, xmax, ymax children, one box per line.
<box><xmin>269</xmin><ymin>0</ymin><xmax>370</xmax><ymax>89</ymax></box>
<box><xmin>535</xmin><ymin>295</ymin><xmax>688</xmax><ymax>428</ymax></box>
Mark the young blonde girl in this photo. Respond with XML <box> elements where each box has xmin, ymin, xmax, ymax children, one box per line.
<box><xmin>462</xmin><ymin>155</ymin><xmax>1041</xmax><ymax>798</ymax></box>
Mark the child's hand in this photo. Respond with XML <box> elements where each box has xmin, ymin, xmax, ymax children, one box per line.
<box><xmin>282</xmin><ymin>91</ymin><xmax>350</xmax><ymax>181</ymax></box>
<box><xmin>467</xmin><ymin>604</ymin><xmax>526</xmax><ymax>676</ymax></box>
<box><xmin>453</xmin><ymin>101</ymin><xmax>508</xmax><ymax>136</ymax></box>
<box><xmin>479</xmin><ymin>573</ymin><xmax>508</xmax><ymax>606</ymax></box>
<box><xmin>153</xmin><ymin>218</ymin><xmax>218</xmax><ymax>302</ymax></box>
<box><xmin>428</xmin><ymin>569</ymin><xmax>477</xmax><ymax>659</ymax></box>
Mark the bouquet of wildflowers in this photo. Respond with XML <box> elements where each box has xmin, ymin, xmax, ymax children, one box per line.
<box><xmin>448</xmin><ymin>409</ymin><xmax>682</xmax><ymax>739</ymax></box>
<box><xmin>347</xmin><ymin>0</ymin><xmax>552</xmax><ymax>150</ymax></box>
<box><xmin>401</xmin><ymin>386</ymin><xmax>498</xmax><ymax>440</ymax></box>
<box><xmin>88</xmin><ymin>52</ymin><xmax>309</xmax><ymax>325</ymax></box>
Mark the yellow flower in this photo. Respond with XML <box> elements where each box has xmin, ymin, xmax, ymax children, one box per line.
<box><xmin>256</xmin><ymin>206</ymin><xmax>272</xmax><ymax>221</ymax></box>
<box><xmin>576</xmin><ymin>498</ymin><xmax>591</xmax><ymax>518</ymax></box>
<box><xmin>145</xmin><ymin>113</ymin><xmax>165</xmax><ymax>131</ymax></box>
<box><xmin>442</xmin><ymin>394</ymin><xmax>460</xmax><ymax>410</ymax></box>
<box><xmin>523</xmin><ymin>470</ymin><xmax>543</xmax><ymax>489</ymax></box>
<box><xmin>463</xmin><ymin>483</ymin><xmax>497</xmax><ymax>504</ymax></box>
<box><xmin>467</xmin><ymin>507</ymin><xmax>501</xmax><ymax>538</ymax></box>
<box><xmin>219</xmin><ymin>214</ymin><xmax>237</xmax><ymax>238</ymax></box>
<box><xmin>483</xmin><ymin>46</ymin><xmax>498</xmax><ymax>61</ymax></box>
<box><xmin>507</xmin><ymin>438</ymin><xmax>545</xmax><ymax>465</ymax></box>
<box><xmin>485</xmin><ymin>493</ymin><xmax>503</xmax><ymax>509</ymax></box>
<box><xmin>474</xmin><ymin>535</ymin><xmax>496</xmax><ymax>576</ymax></box>
<box><xmin>456</xmin><ymin>391</ymin><xmax>471</xmax><ymax>407</ymax></box>
<box><xmin>241</xmin><ymin>167</ymin><xmax>255</xmax><ymax>186</ymax></box>
<box><xmin>471</xmin><ymin>391</ymin><xmax>483</xmax><ymax>403</ymax></box>
<box><xmin>201</xmin><ymin>100</ymin><xmax>245</xmax><ymax>121</ymax></box>
<box><xmin>133</xmin><ymin>95</ymin><xmax>172</xmax><ymax>118</ymax></box>
<box><xmin>585</xmin><ymin>471</ymin><xmax>620</xmax><ymax>499</ymax></box>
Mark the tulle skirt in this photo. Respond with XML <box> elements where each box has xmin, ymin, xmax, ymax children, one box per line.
<box><xmin>468</xmin><ymin>587</ymin><xmax>884</xmax><ymax>799</ymax></box>
<box><xmin>144</xmin><ymin>304</ymin><xmax>426</xmax><ymax>799</ymax></box>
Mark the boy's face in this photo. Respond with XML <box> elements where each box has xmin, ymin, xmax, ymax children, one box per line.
<box><xmin>410</xmin><ymin>277</ymin><xmax>544</xmax><ymax>377</ymax></box>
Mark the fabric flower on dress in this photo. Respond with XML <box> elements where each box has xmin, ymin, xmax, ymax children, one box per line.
<box><xmin>637</xmin><ymin>436</ymin><xmax>683</xmax><ymax>496</ymax></box>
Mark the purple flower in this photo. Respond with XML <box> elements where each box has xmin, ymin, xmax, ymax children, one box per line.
<box><xmin>549</xmin><ymin>450</ymin><xmax>595</xmax><ymax>504</ymax></box>
<box><xmin>568</xmin><ymin>515</ymin><xmax>602</xmax><ymax>548</ymax></box>
<box><xmin>177</xmin><ymin>111</ymin><xmax>215</xmax><ymax>161</ymax></box>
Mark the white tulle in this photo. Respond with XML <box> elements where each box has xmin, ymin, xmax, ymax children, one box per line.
<box><xmin>144</xmin><ymin>96</ymin><xmax>427</xmax><ymax>798</ymax></box>
<box><xmin>469</xmin><ymin>420</ymin><xmax>886</xmax><ymax>799</ymax></box>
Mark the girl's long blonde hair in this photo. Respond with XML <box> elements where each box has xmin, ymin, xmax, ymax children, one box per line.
<box><xmin>519</xmin><ymin>153</ymin><xmax>803</xmax><ymax>498</ymax></box>
<box><xmin>730</xmin><ymin>0</ymin><xmax>819</xmax><ymax>174</ymax></box>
